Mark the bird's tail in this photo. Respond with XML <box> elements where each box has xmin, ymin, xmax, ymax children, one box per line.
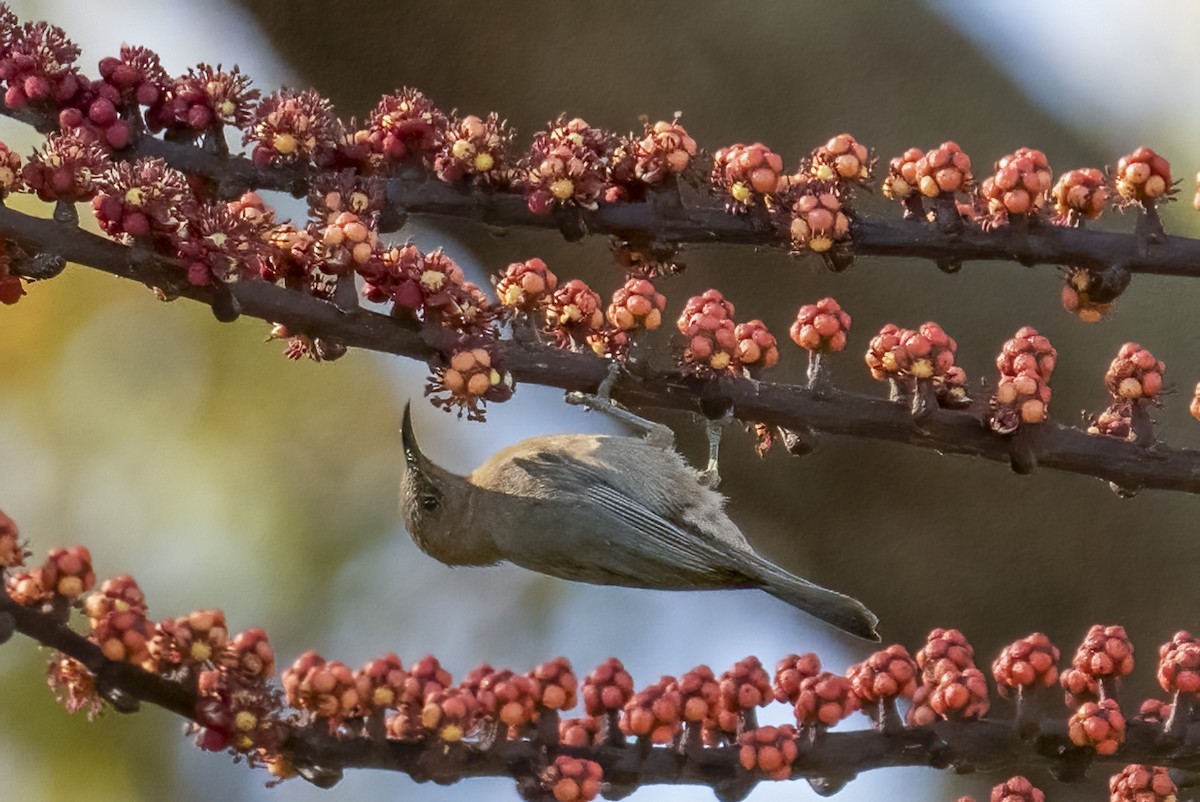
<box><xmin>750</xmin><ymin>560</ymin><xmax>880</xmax><ymax>641</ymax></box>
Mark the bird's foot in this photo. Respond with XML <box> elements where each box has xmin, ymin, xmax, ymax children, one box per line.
<box><xmin>697</xmin><ymin>412</ymin><xmax>732</xmax><ymax>489</ymax></box>
<box><xmin>565</xmin><ymin>364</ymin><xmax>674</xmax><ymax>447</ymax></box>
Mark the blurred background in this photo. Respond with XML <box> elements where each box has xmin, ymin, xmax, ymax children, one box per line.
<box><xmin>2</xmin><ymin>1</ymin><xmax>1199</xmax><ymax>800</ymax></box>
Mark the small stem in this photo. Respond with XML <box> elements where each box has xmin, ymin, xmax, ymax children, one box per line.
<box><xmin>867</xmin><ymin>699</ymin><xmax>905</xmax><ymax>736</ymax></box>
<box><xmin>1007</xmin><ymin>428</ymin><xmax>1038</xmax><ymax>476</ymax></box>
<box><xmin>332</xmin><ymin>273</ymin><xmax>359</xmax><ymax>312</ymax></box>
<box><xmin>740</xmin><ymin>707</ymin><xmax>759</xmax><ymax>737</ymax></box>
<box><xmin>1136</xmin><ymin>202</ymin><xmax>1165</xmax><ymax>255</ymax></box>
<box><xmin>886</xmin><ymin>376</ymin><xmax>910</xmax><ymax>404</ymax></box>
<box><xmin>932</xmin><ymin>196</ymin><xmax>963</xmax><ymax>237</ymax></box>
<box><xmin>910</xmin><ymin>379</ymin><xmax>938</xmax><ymax>422</ymax></box>
<box><xmin>806</xmin><ymin>350</ymin><xmax>831</xmax><ymax>394</ymax></box>
<box><xmin>534</xmin><ymin>708</ymin><xmax>559</xmax><ymax>748</ymax></box>
<box><xmin>1164</xmin><ymin>691</ymin><xmax>1191</xmax><ymax>740</ymax></box>
<box><xmin>599</xmin><ymin>709</ymin><xmax>624</xmax><ymax>747</ymax></box>
<box><xmin>1129</xmin><ymin>401</ymin><xmax>1156</xmax><ymax>445</ymax></box>
<box><xmin>901</xmin><ymin>195</ymin><xmax>924</xmax><ymax>221</ymax></box>
<box><xmin>53</xmin><ymin>200</ymin><xmax>78</xmax><ymax>225</ymax></box>
<box><xmin>679</xmin><ymin>721</ymin><xmax>705</xmax><ymax>760</ymax></box>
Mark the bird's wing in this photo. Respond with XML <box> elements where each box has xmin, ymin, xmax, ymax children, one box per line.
<box><xmin>504</xmin><ymin>448</ymin><xmax>754</xmax><ymax>588</ymax></box>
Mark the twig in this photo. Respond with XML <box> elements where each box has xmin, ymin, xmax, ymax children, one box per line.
<box><xmin>5</xmin><ymin>104</ymin><xmax>1200</xmax><ymax>277</ymax></box>
<box><xmin>4</xmin><ymin>589</ymin><xmax>1200</xmax><ymax>793</ymax></box>
<box><xmin>3</xmin><ymin>203</ymin><xmax>1200</xmax><ymax>496</ymax></box>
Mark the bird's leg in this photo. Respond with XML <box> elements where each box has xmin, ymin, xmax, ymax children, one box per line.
<box><xmin>697</xmin><ymin>413</ymin><xmax>730</xmax><ymax>489</ymax></box>
<box><xmin>564</xmin><ymin>363</ymin><xmax>675</xmax><ymax>447</ymax></box>
<box><xmin>595</xmin><ymin>361</ymin><xmax>620</xmax><ymax>403</ymax></box>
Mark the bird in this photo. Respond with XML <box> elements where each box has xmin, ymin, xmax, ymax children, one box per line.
<box><xmin>399</xmin><ymin>398</ymin><xmax>879</xmax><ymax>640</ymax></box>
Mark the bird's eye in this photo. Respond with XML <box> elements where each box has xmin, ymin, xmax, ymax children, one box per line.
<box><xmin>420</xmin><ymin>495</ymin><xmax>440</xmax><ymax>512</ymax></box>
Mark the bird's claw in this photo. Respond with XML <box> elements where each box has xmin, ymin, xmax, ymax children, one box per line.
<box><xmin>565</xmin><ymin>365</ymin><xmax>674</xmax><ymax>447</ymax></box>
<box><xmin>698</xmin><ymin>411</ymin><xmax>733</xmax><ymax>489</ymax></box>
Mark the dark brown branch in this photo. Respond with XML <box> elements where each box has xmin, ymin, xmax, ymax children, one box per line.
<box><xmin>7</xmin><ymin>91</ymin><xmax>1194</xmax><ymax>275</ymax></box>
<box><xmin>94</xmin><ymin>131</ymin><xmax>1200</xmax><ymax>277</ymax></box>
<box><xmin>5</xmin><ymin>588</ymin><xmax>1200</xmax><ymax>794</ymax></box>
<box><xmin>0</xmin><ymin>592</ymin><xmax>195</xmax><ymax>719</ymax></box>
<box><xmin>3</xmin><ymin>202</ymin><xmax>1200</xmax><ymax>497</ymax></box>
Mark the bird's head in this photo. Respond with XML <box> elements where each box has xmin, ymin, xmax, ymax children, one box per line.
<box><xmin>399</xmin><ymin>403</ymin><xmax>496</xmax><ymax>565</ymax></box>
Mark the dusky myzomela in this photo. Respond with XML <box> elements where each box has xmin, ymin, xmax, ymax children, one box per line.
<box><xmin>399</xmin><ymin>399</ymin><xmax>878</xmax><ymax>640</ymax></box>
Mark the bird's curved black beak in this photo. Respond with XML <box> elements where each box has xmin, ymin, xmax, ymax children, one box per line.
<box><xmin>401</xmin><ymin>402</ymin><xmax>423</xmax><ymax>468</ymax></box>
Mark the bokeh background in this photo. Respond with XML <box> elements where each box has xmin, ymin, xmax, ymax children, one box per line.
<box><xmin>2</xmin><ymin>1</ymin><xmax>1199</xmax><ymax>800</ymax></box>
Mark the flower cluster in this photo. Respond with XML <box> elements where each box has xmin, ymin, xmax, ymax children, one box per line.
<box><xmin>97</xmin><ymin>45</ymin><xmax>169</xmax><ymax>111</ymax></box>
<box><xmin>1114</xmin><ymin>146</ymin><xmax>1172</xmax><ymax>205</ymax></box>
<box><xmin>1109</xmin><ymin>765</ymin><xmax>1178</xmax><ymax>802</ymax></box>
<box><xmin>908</xmin><ymin>629</ymin><xmax>989</xmax><ymax>725</ymax></box>
<box><xmin>1060</xmin><ymin>624</ymin><xmax>1134</xmax><ymax>706</ymax></box>
<box><xmin>621</xmin><ymin>675</ymin><xmax>682</xmax><ymax>744</ymax></box>
<box><xmin>808</xmin><ymin>133</ymin><xmax>872</xmax><ymax>185</ymax></box>
<box><xmin>789</xmin><ymin>296</ymin><xmax>851</xmax><ymax>354</ymax></box>
<box><xmin>433</xmin><ymin>112</ymin><xmax>511</xmax><ymax>185</ymax></box>
<box><xmin>541</xmin><ymin>756</ymin><xmax>603</xmax><ymax>802</ymax></box>
<box><xmin>738</xmin><ymin>724</ymin><xmax>798</xmax><ymax>780</ymax></box>
<box><xmin>246</xmin><ymin>88</ymin><xmax>337</xmax><ymax>167</ymax></box>
<box><xmin>786</xmin><ymin>186</ymin><xmax>850</xmax><ymax>253</ymax></box>
<box><xmin>978</xmin><ymin>147</ymin><xmax>1052</xmax><ymax>224</ymax></box>
<box><xmin>363</xmin><ymin>88</ymin><xmax>448</xmax><ymax>167</ymax></box>
<box><xmin>1051</xmin><ymin>167</ymin><xmax>1108</xmax><ymax>225</ymax></box>
<box><xmin>676</xmin><ymin>664</ymin><xmax>720</xmax><ymax>726</ymax></box>
<box><xmin>676</xmin><ymin>289</ymin><xmax>737</xmax><ymax>374</ymax></box>
<box><xmin>883</xmin><ymin>141</ymin><xmax>973</xmax><ymax>220</ymax></box>
<box><xmin>92</xmin><ymin>157</ymin><xmax>195</xmax><ymax>245</ymax></box>
<box><xmin>494</xmin><ymin>257</ymin><xmax>558</xmax><ymax>314</ymax></box>
<box><xmin>148</xmin><ymin>64</ymin><xmax>257</xmax><ymax>140</ymax></box>
<box><xmin>582</xmin><ymin>657</ymin><xmax>635</xmax><ymax>718</ymax></box>
<box><xmin>1156</xmin><ymin>631</ymin><xmax>1200</xmax><ymax>696</ymax></box>
<box><xmin>991</xmin><ymin>633</ymin><xmax>1060</xmax><ymax>701</ymax></box>
<box><xmin>714</xmin><ymin>656</ymin><xmax>773</xmax><ymax>735</ymax></box>
<box><xmin>0</xmin><ymin>20</ymin><xmax>82</xmax><ymax>110</ymax></box>
<box><xmin>544</xmin><ymin>278</ymin><xmax>604</xmax><ymax>348</ymax></box>
<box><xmin>710</xmin><ymin>142</ymin><xmax>783</xmax><ymax>212</ymax></box>
<box><xmin>846</xmin><ymin>644</ymin><xmax>918</xmax><ymax>729</ymax></box>
<box><xmin>520</xmin><ymin>115</ymin><xmax>613</xmax><ymax>214</ymax></box>
<box><xmin>22</xmin><ymin>128</ymin><xmax>107</xmax><ymax>204</ymax></box>
<box><xmin>178</xmin><ymin>203</ymin><xmax>270</xmax><ymax>286</ymax></box>
<box><xmin>1088</xmin><ymin>343</ymin><xmax>1164</xmax><ymax>442</ymax></box>
<box><xmin>427</xmin><ymin>346</ymin><xmax>514</xmax><ymax>422</ymax></box>
<box><xmin>733</xmin><ymin>319</ymin><xmax>779</xmax><ymax>371</ymax></box>
<box><xmin>1105</xmin><ymin>342</ymin><xmax>1165</xmax><ymax>402</ymax></box>
<box><xmin>606</xmin><ymin>277</ymin><xmax>666</xmax><ymax>333</ymax></box>
<box><xmin>865</xmin><ymin>321</ymin><xmax>966</xmax><ymax>408</ymax></box>
<box><xmin>1068</xmin><ymin>697</ymin><xmax>1125</xmax><ymax>754</ymax></box>
<box><xmin>988</xmin><ymin>326</ymin><xmax>1056</xmax><ymax>434</ymax></box>
<box><xmin>776</xmin><ymin>654</ymin><xmax>857</xmax><ymax>731</ymax></box>
<box><xmin>608</xmin><ymin>116</ymin><xmax>698</xmax><ymax>200</ymax></box>
<box><xmin>674</xmin><ymin>289</ymin><xmax>777</xmax><ymax>377</ymax></box>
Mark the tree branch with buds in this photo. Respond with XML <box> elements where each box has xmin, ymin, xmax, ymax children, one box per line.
<box><xmin>4</xmin><ymin>514</ymin><xmax>1200</xmax><ymax>800</ymax></box>
<box><xmin>3</xmin><ymin>201</ymin><xmax>1199</xmax><ymax>496</ymax></box>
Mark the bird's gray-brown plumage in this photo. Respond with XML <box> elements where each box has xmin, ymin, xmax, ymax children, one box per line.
<box><xmin>399</xmin><ymin>404</ymin><xmax>879</xmax><ymax>640</ymax></box>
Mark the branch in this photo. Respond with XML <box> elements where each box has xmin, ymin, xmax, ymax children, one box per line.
<box><xmin>4</xmin><ymin>202</ymin><xmax>1199</xmax><ymax>496</ymax></box>
<box><xmin>5</xmin><ymin>96</ymin><xmax>1199</xmax><ymax>277</ymax></box>
<box><xmin>78</xmin><ymin>130</ymin><xmax>1200</xmax><ymax>278</ymax></box>
<box><xmin>5</xmin><ymin>582</ymin><xmax>1200</xmax><ymax>798</ymax></box>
